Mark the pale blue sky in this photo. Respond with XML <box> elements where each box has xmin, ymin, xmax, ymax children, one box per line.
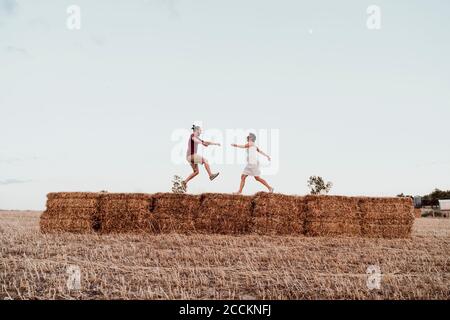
<box><xmin>1</xmin><ymin>0</ymin><xmax>449</xmax><ymax>210</ymax></box>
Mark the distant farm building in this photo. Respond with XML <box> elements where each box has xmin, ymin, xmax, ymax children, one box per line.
<box><xmin>439</xmin><ymin>200</ymin><xmax>450</xmax><ymax>217</ymax></box>
<box><xmin>414</xmin><ymin>196</ymin><xmax>422</xmax><ymax>208</ymax></box>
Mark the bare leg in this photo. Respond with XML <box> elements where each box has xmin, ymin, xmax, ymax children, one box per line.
<box><xmin>202</xmin><ymin>158</ymin><xmax>220</xmax><ymax>181</ymax></box>
<box><xmin>235</xmin><ymin>174</ymin><xmax>247</xmax><ymax>194</ymax></box>
<box><xmin>255</xmin><ymin>176</ymin><xmax>273</xmax><ymax>192</ymax></box>
<box><xmin>184</xmin><ymin>164</ymin><xmax>199</xmax><ymax>186</ymax></box>
<box><xmin>203</xmin><ymin>160</ymin><xmax>213</xmax><ymax>177</ymax></box>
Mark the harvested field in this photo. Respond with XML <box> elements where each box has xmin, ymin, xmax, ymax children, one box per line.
<box><xmin>414</xmin><ymin>208</ymin><xmax>422</xmax><ymax>218</ymax></box>
<box><xmin>40</xmin><ymin>192</ymin><xmax>415</xmax><ymax>238</ymax></box>
<box><xmin>0</xmin><ymin>211</ymin><xmax>448</xmax><ymax>300</ymax></box>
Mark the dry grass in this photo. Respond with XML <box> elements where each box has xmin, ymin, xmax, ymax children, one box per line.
<box><xmin>40</xmin><ymin>192</ymin><xmax>415</xmax><ymax>238</ymax></box>
<box><xmin>0</xmin><ymin>211</ymin><xmax>449</xmax><ymax>300</ymax></box>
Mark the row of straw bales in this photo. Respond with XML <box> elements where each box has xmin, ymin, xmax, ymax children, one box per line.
<box><xmin>40</xmin><ymin>192</ymin><xmax>415</xmax><ymax>238</ymax></box>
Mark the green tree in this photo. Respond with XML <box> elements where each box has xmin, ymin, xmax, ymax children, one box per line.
<box><xmin>422</xmin><ymin>188</ymin><xmax>450</xmax><ymax>206</ymax></box>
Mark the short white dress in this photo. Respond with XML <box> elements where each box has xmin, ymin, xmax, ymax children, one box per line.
<box><xmin>243</xmin><ymin>145</ymin><xmax>261</xmax><ymax>176</ymax></box>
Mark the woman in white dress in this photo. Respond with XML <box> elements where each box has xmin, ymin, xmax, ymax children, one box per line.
<box><xmin>231</xmin><ymin>133</ymin><xmax>274</xmax><ymax>194</ymax></box>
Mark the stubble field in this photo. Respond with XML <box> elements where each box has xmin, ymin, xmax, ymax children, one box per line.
<box><xmin>0</xmin><ymin>211</ymin><xmax>448</xmax><ymax>299</ymax></box>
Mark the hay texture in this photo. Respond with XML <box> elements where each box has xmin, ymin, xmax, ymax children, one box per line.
<box><xmin>304</xmin><ymin>196</ymin><xmax>363</xmax><ymax>237</ymax></box>
<box><xmin>40</xmin><ymin>192</ymin><xmax>415</xmax><ymax>238</ymax></box>
<box><xmin>152</xmin><ymin>193</ymin><xmax>201</xmax><ymax>233</ymax></box>
<box><xmin>359</xmin><ymin>197</ymin><xmax>414</xmax><ymax>238</ymax></box>
<box><xmin>98</xmin><ymin>193</ymin><xmax>154</xmax><ymax>233</ymax></box>
<box><xmin>196</xmin><ymin>193</ymin><xmax>253</xmax><ymax>234</ymax></box>
<box><xmin>251</xmin><ymin>192</ymin><xmax>307</xmax><ymax>235</ymax></box>
<box><xmin>40</xmin><ymin>193</ymin><xmax>101</xmax><ymax>233</ymax></box>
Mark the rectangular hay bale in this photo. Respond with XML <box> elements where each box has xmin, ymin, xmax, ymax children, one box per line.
<box><xmin>305</xmin><ymin>220</ymin><xmax>362</xmax><ymax>237</ymax></box>
<box><xmin>251</xmin><ymin>192</ymin><xmax>308</xmax><ymax>235</ymax></box>
<box><xmin>152</xmin><ymin>193</ymin><xmax>201</xmax><ymax>233</ymax></box>
<box><xmin>40</xmin><ymin>192</ymin><xmax>101</xmax><ymax>233</ymax></box>
<box><xmin>46</xmin><ymin>198</ymin><xmax>100</xmax><ymax>209</ymax></box>
<box><xmin>359</xmin><ymin>197</ymin><xmax>414</xmax><ymax>238</ymax></box>
<box><xmin>196</xmin><ymin>193</ymin><xmax>253</xmax><ymax>234</ymax></box>
<box><xmin>359</xmin><ymin>197</ymin><xmax>414</xmax><ymax>221</ymax></box>
<box><xmin>40</xmin><ymin>216</ymin><xmax>94</xmax><ymax>233</ymax></box>
<box><xmin>47</xmin><ymin>192</ymin><xmax>102</xmax><ymax>200</ymax></box>
<box><xmin>41</xmin><ymin>207</ymin><xmax>98</xmax><ymax>220</ymax></box>
<box><xmin>305</xmin><ymin>195</ymin><xmax>363</xmax><ymax>220</ymax></box>
<box><xmin>362</xmin><ymin>223</ymin><xmax>413</xmax><ymax>239</ymax></box>
<box><xmin>303</xmin><ymin>196</ymin><xmax>363</xmax><ymax>237</ymax></box>
<box><xmin>98</xmin><ymin>193</ymin><xmax>154</xmax><ymax>234</ymax></box>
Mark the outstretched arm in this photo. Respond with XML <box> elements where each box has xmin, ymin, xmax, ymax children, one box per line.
<box><xmin>193</xmin><ymin>136</ymin><xmax>221</xmax><ymax>147</ymax></box>
<box><xmin>231</xmin><ymin>143</ymin><xmax>249</xmax><ymax>149</ymax></box>
<box><xmin>203</xmin><ymin>141</ymin><xmax>221</xmax><ymax>146</ymax></box>
<box><xmin>257</xmin><ymin>147</ymin><xmax>271</xmax><ymax>161</ymax></box>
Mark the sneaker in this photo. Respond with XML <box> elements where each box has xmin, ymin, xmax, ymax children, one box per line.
<box><xmin>209</xmin><ymin>173</ymin><xmax>220</xmax><ymax>181</ymax></box>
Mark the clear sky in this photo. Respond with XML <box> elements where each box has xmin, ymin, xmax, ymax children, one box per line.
<box><xmin>1</xmin><ymin>0</ymin><xmax>449</xmax><ymax>210</ymax></box>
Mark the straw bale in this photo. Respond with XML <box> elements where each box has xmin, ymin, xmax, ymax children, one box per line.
<box><xmin>152</xmin><ymin>193</ymin><xmax>201</xmax><ymax>233</ymax></box>
<box><xmin>41</xmin><ymin>207</ymin><xmax>97</xmax><ymax>220</ymax></box>
<box><xmin>47</xmin><ymin>192</ymin><xmax>102</xmax><ymax>200</ymax></box>
<box><xmin>362</xmin><ymin>223</ymin><xmax>413</xmax><ymax>238</ymax></box>
<box><xmin>305</xmin><ymin>220</ymin><xmax>362</xmax><ymax>237</ymax></box>
<box><xmin>251</xmin><ymin>192</ymin><xmax>307</xmax><ymax>235</ymax></box>
<box><xmin>359</xmin><ymin>197</ymin><xmax>414</xmax><ymax>238</ymax></box>
<box><xmin>40</xmin><ymin>193</ymin><xmax>101</xmax><ymax>233</ymax></box>
<box><xmin>40</xmin><ymin>216</ymin><xmax>94</xmax><ymax>233</ymax></box>
<box><xmin>98</xmin><ymin>193</ymin><xmax>154</xmax><ymax>233</ymax></box>
<box><xmin>46</xmin><ymin>198</ymin><xmax>99</xmax><ymax>209</ymax></box>
<box><xmin>305</xmin><ymin>195</ymin><xmax>363</xmax><ymax>220</ymax></box>
<box><xmin>196</xmin><ymin>193</ymin><xmax>253</xmax><ymax>234</ymax></box>
<box><xmin>359</xmin><ymin>197</ymin><xmax>414</xmax><ymax>221</ymax></box>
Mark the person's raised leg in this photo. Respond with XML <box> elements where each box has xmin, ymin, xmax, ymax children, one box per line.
<box><xmin>183</xmin><ymin>164</ymin><xmax>199</xmax><ymax>188</ymax></box>
<box><xmin>203</xmin><ymin>158</ymin><xmax>219</xmax><ymax>181</ymax></box>
<box><xmin>203</xmin><ymin>159</ymin><xmax>213</xmax><ymax>176</ymax></box>
<box><xmin>255</xmin><ymin>176</ymin><xmax>273</xmax><ymax>193</ymax></box>
<box><xmin>235</xmin><ymin>174</ymin><xmax>248</xmax><ymax>194</ymax></box>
